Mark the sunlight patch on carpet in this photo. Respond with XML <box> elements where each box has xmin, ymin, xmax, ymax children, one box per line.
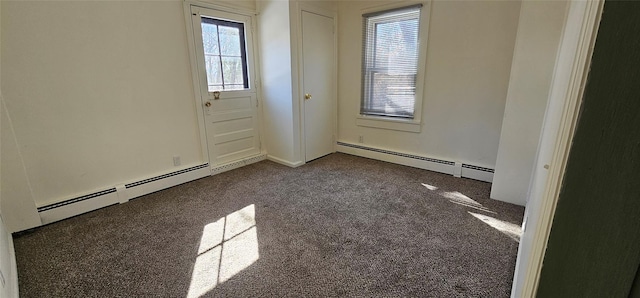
<box><xmin>422</xmin><ymin>183</ymin><xmax>438</xmax><ymax>191</ymax></box>
<box><xmin>469</xmin><ymin>212</ymin><xmax>522</xmax><ymax>242</ymax></box>
<box><xmin>442</xmin><ymin>191</ymin><xmax>496</xmax><ymax>214</ymax></box>
<box><xmin>187</xmin><ymin>205</ymin><xmax>259</xmax><ymax>298</ymax></box>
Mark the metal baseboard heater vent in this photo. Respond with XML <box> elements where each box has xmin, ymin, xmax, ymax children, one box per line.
<box><xmin>212</xmin><ymin>154</ymin><xmax>267</xmax><ymax>175</ymax></box>
<box><xmin>125</xmin><ymin>164</ymin><xmax>209</xmax><ymax>188</ymax></box>
<box><xmin>337</xmin><ymin>142</ymin><xmax>455</xmax><ymax>165</ymax></box>
<box><xmin>462</xmin><ymin>164</ymin><xmax>494</xmax><ymax>173</ymax></box>
<box><xmin>37</xmin><ymin>188</ymin><xmax>117</xmax><ymax>212</ymax></box>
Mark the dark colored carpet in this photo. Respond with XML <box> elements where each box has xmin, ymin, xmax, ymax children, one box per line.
<box><xmin>14</xmin><ymin>153</ymin><xmax>524</xmax><ymax>297</ymax></box>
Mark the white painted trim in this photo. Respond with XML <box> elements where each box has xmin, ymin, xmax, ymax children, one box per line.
<box><xmin>184</xmin><ymin>0</ymin><xmax>257</xmax><ymax>16</ymax></box>
<box><xmin>1</xmin><ymin>214</ymin><xmax>20</xmax><ymax>297</ymax></box>
<box><xmin>8</xmin><ymin>230</ymin><xmax>18</xmax><ymax>298</ymax></box>
<box><xmin>183</xmin><ymin>2</ymin><xmax>211</xmax><ymax>165</ymax></box>
<box><xmin>38</xmin><ymin>165</ymin><xmax>211</xmax><ymax>226</ymax></box>
<box><xmin>511</xmin><ymin>1</ymin><xmax>604</xmax><ymax>297</ymax></box>
<box><xmin>453</xmin><ymin>162</ymin><xmax>462</xmax><ymax>178</ymax></box>
<box><xmin>295</xmin><ymin>3</ymin><xmax>339</xmax><ymax>163</ymax></box>
<box><xmin>266</xmin><ymin>155</ymin><xmax>304</xmax><ymax>168</ymax></box>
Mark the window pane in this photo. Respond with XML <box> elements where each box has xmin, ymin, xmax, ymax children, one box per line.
<box><xmin>374</xmin><ymin>20</ymin><xmax>418</xmax><ymax>72</ymax></box>
<box><xmin>371</xmin><ymin>73</ymin><xmax>415</xmax><ymax>117</ymax></box>
<box><xmin>205</xmin><ymin>55</ymin><xmax>222</xmax><ymax>91</ymax></box>
<box><xmin>361</xmin><ymin>7</ymin><xmax>421</xmax><ymax>119</ymax></box>
<box><xmin>224</xmin><ymin>84</ymin><xmax>245</xmax><ymax>91</ymax></box>
<box><xmin>219</xmin><ymin>26</ymin><xmax>241</xmax><ymax>56</ymax></box>
<box><xmin>222</xmin><ymin>56</ymin><xmax>244</xmax><ymax>86</ymax></box>
<box><xmin>201</xmin><ymin>22</ymin><xmax>219</xmax><ymax>55</ymax></box>
<box><xmin>201</xmin><ymin>18</ymin><xmax>249</xmax><ymax>90</ymax></box>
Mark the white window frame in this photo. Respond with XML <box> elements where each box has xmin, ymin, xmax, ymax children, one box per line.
<box><xmin>356</xmin><ymin>1</ymin><xmax>431</xmax><ymax>133</ymax></box>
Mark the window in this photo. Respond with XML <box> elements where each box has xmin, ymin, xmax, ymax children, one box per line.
<box><xmin>201</xmin><ymin>17</ymin><xmax>249</xmax><ymax>91</ymax></box>
<box><xmin>361</xmin><ymin>5</ymin><xmax>422</xmax><ymax>119</ymax></box>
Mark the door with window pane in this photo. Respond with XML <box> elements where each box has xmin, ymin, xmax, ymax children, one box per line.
<box><xmin>190</xmin><ymin>7</ymin><xmax>261</xmax><ymax>166</ymax></box>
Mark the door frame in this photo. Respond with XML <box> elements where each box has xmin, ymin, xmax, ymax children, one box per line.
<box><xmin>182</xmin><ymin>1</ymin><xmax>265</xmax><ymax>169</ymax></box>
<box><xmin>294</xmin><ymin>3</ymin><xmax>338</xmax><ymax>163</ymax></box>
<box><xmin>511</xmin><ymin>0</ymin><xmax>604</xmax><ymax>296</ymax></box>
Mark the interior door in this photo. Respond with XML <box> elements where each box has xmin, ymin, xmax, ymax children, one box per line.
<box><xmin>190</xmin><ymin>7</ymin><xmax>261</xmax><ymax>166</ymax></box>
<box><xmin>302</xmin><ymin>11</ymin><xmax>335</xmax><ymax>162</ymax></box>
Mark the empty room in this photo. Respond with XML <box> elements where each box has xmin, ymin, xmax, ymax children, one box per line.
<box><xmin>3</xmin><ymin>0</ymin><xmax>639</xmax><ymax>297</ymax></box>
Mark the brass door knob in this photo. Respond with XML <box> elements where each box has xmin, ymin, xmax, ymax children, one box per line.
<box><xmin>304</xmin><ymin>93</ymin><xmax>312</xmax><ymax>100</ymax></box>
<box><xmin>205</xmin><ymin>101</ymin><xmax>211</xmax><ymax>107</ymax></box>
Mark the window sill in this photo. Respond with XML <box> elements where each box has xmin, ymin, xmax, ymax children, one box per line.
<box><xmin>356</xmin><ymin>115</ymin><xmax>421</xmax><ymax>133</ymax></box>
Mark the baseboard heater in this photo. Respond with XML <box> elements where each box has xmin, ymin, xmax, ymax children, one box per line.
<box><xmin>336</xmin><ymin>142</ymin><xmax>494</xmax><ymax>182</ymax></box>
<box><xmin>125</xmin><ymin>164</ymin><xmax>209</xmax><ymax>189</ymax></box>
<box><xmin>37</xmin><ymin>188</ymin><xmax>117</xmax><ymax>212</ymax></box>
<box><xmin>36</xmin><ymin>163</ymin><xmax>210</xmax><ymax>225</ymax></box>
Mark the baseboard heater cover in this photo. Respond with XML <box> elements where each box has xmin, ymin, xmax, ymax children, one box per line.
<box><xmin>37</xmin><ymin>188</ymin><xmax>117</xmax><ymax>212</ymax></box>
<box><xmin>462</xmin><ymin>164</ymin><xmax>494</xmax><ymax>173</ymax></box>
<box><xmin>336</xmin><ymin>142</ymin><xmax>454</xmax><ymax>165</ymax></box>
<box><xmin>125</xmin><ymin>164</ymin><xmax>209</xmax><ymax>188</ymax></box>
<box><xmin>38</xmin><ymin>163</ymin><xmax>209</xmax><ymax>213</ymax></box>
<box><xmin>336</xmin><ymin>142</ymin><xmax>494</xmax><ymax>181</ymax></box>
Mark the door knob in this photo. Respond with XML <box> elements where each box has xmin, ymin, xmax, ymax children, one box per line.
<box><xmin>205</xmin><ymin>101</ymin><xmax>211</xmax><ymax>107</ymax></box>
<box><xmin>304</xmin><ymin>93</ymin><xmax>312</xmax><ymax>100</ymax></box>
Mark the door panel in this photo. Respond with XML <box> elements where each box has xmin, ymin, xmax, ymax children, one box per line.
<box><xmin>302</xmin><ymin>11</ymin><xmax>335</xmax><ymax>161</ymax></box>
<box><xmin>204</xmin><ymin>93</ymin><xmax>260</xmax><ymax>165</ymax></box>
<box><xmin>191</xmin><ymin>7</ymin><xmax>261</xmax><ymax>167</ymax></box>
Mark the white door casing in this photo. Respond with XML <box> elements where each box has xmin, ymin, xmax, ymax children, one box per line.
<box><xmin>301</xmin><ymin>10</ymin><xmax>336</xmax><ymax>162</ymax></box>
<box><xmin>189</xmin><ymin>6</ymin><xmax>261</xmax><ymax>167</ymax></box>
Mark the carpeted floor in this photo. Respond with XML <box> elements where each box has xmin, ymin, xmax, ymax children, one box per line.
<box><xmin>14</xmin><ymin>153</ymin><xmax>524</xmax><ymax>297</ymax></box>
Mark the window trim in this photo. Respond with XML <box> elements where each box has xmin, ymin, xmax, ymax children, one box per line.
<box><xmin>357</xmin><ymin>1</ymin><xmax>430</xmax><ymax>133</ymax></box>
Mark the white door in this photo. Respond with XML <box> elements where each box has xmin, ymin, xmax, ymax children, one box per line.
<box><xmin>190</xmin><ymin>7</ymin><xmax>261</xmax><ymax>166</ymax></box>
<box><xmin>302</xmin><ymin>11</ymin><xmax>335</xmax><ymax>162</ymax></box>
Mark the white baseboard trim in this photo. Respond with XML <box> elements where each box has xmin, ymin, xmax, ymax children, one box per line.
<box><xmin>36</xmin><ymin>164</ymin><xmax>211</xmax><ymax>226</ymax></box>
<box><xmin>267</xmin><ymin>155</ymin><xmax>304</xmax><ymax>168</ymax></box>
<box><xmin>336</xmin><ymin>142</ymin><xmax>494</xmax><ymax>183</ymax></box>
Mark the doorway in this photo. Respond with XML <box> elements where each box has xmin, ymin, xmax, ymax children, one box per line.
<box><xmin>188</xmin><ymin>6</ymin><xmax>262</xmax><ymax>167</ymax></box>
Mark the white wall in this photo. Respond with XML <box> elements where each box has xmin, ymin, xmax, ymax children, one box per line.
<box><xmin>258</xmin><ymin>0</ymin><xmax>299</xmax><ymax>165</ymax></box>
<box><xmin>337</xmin><ymin>0</ymin><xmax>521</xmax><ymax>169</ymax></box>
<box><xmin>491</xmin><ymin>0</ymin><xmax>568</xmax><ymax>206</ymax></box>
<box><xmin>0</xmin><ymin>3</ymin><xmax>20</xmax><ymax>296</ymax></box>
<box><xmin>1</xmin><ymin>1</ymin><xmax>204</xmax><ymax>222</ymax></box>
